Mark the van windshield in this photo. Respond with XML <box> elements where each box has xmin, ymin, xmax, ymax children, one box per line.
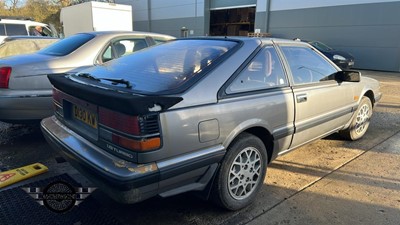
<box><xmin>38</xmin><ymin>33</ymin><xmax>94</xmax><ymax>56</ymax></box>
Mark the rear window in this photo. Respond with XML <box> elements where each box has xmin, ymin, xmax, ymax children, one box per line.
<box><xmin>38</xmin><ymin>33</ymin><xmax>94</xmax><ymax>56</ymax></box>
<box><xmin>5</xmin><ymin>24</ymin><xmax>27</xmax><ymax>35</ymax></box>
<box><xmin>75</xmin><ymin>39</ymin><xmax>238</xmax><ymax>94</ymax></box>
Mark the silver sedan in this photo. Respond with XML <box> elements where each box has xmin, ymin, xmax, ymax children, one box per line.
<box><xmin>0</xmin><ymin>31</ymin><xmax>174</xmax><ymax>123</ymax></box>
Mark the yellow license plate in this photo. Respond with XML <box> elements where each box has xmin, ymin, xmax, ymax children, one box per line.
<box><xmin>73</xmin><ymin>105</ymin><xmax>97</xmax><ymax>129</ymax></box>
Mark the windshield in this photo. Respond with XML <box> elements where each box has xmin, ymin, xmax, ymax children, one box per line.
<box><xmin>38</xmin><ymin>33</ymin><xmax>94</xmax><ymax>56</ymax></box>
<box><xmin>73</xmin><ymin>39</ymin><xmax>238</xmax><ymax>94</ymax></box>
<box><xmin>309</xmin><ymin>41</ymin><xmax>332</xmax><ymax>51</ymax></box>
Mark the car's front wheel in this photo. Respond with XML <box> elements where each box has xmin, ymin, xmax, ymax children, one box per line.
<box><xmin>211</xmin><ymin>133</ymin><xmax>268</xmax><ymax>210</ymax></box>
<box><xmin>340</xmin><ymin>96</ymin><xmax>373</xmax><ymax>140</ymax></box>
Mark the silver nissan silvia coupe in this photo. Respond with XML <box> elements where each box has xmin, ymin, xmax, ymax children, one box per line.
<box><xmin>0</xmin><ymin>31</ymin><xmax>174</xmax><ymax>123</ymax></box>
<box><xmin>41</xmin><ymin>37</ymin><xmax>381</xmax><ymax>210</ymax></box>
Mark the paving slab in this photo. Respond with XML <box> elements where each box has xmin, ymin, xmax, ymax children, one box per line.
<box><xmin>248</xmin><ymin>131</ymin><xmax>400</xmax><ymax>225</ymax></box>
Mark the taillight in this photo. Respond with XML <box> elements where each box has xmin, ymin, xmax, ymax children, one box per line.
<box><xmin>99</xmin><ymin>107</ymin><xmax>140</xmax><ymax>135</ymax></box>
<box><xmin>99</xmin><ymin>107</ymin><xmax>161</xmax><ymax>152</ymax></box>
<box><xmin>111</xmin><ymin>133</ymin><xmax>161</xmax><ymax>152</ymax></box>
<box><xmin>0</xmin><ymin>67</ymin><xmax>12</xmax><ymax>88</ymax></box>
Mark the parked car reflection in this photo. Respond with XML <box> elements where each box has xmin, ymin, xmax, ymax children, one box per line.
<box><xmin>298</xmin><ymin>39</ymin><xmax>355</xmax><ymax>69</ymax></box>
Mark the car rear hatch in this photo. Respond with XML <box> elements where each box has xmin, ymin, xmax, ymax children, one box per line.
<box><xmin>48</xmin><ymin>74</ymin><xmax>182</xmax><ymax>163</ymax></box>
<box><xmin>47</xmin><ymin>39</ymin><xmax>238</xmax><ymax>163</ymax></box>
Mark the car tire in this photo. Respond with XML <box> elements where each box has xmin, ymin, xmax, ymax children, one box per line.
<box><xmin>211</xmin><ymin>133</ymin><xmax>268</xmax><ymax>211</ymax></box>
<box><xmin>339</xmin><ymin>96</ymin><xmax>372</xmax><ymax>140</ymax></box>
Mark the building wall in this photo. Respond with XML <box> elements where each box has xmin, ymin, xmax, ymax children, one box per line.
<box><xmin>267</xmin><ymin>0</ymin><xmax>400</xmax><ymax>71</ymax></box>
<box><xmin>117</xmin><ymin>0</ymin><xmax>400</xmax><ymax>71</ymax></box>
<box><xmin>117</xmin><ymin>0</ymin><xmax>207</xmax><ymax>37</ymax></box>
<box><xmin>210</xmin><ymin>0</ymin><xmax>256</xmax><ymax>9</ymax></box>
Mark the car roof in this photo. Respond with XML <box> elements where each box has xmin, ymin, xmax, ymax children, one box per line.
<box><xmin>175</xmin><ymin>36</ymin><xmax>309</xmax><ymax>46</ymax></box>
<box><xmin>2</xmin><ymin>36</ymin><xmax>59</xmax><ymax>42</ymax></box>
<box><xmin>79</xmin><ymin>31</ymin><xmax>176</xmax><ymax>39</ymax></box>
<box><xmin>0</xmin><ymin>18</ymin><xmax>47</xmax><ymax>26</ymax></box>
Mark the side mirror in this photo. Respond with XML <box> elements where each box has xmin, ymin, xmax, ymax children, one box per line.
<box><xmin>336</xmin><ymin>70</ymin><xmax>360</xmax><ymax>82</ymax></box>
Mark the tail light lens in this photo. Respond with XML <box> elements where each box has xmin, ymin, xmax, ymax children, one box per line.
<box><xmin>0</xmin><ymin>67</ymin><xmax>12</xmax><ymax>88</ymax></box>
<box><xmin>99</xmin><ymin>107</ymin><xmax>161</xmax><ymax>152</ymax></box>
<box><xmin>99</xmin><ymin>107</ymin><xmax>140</xmax><ymax>135</ymax></box>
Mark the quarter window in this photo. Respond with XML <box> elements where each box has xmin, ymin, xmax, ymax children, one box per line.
<box><xmin>280</xmin><ymin>46</ymin><xmax>337</xmax><ymax>84</ymax></box>
<box><xmin>227</xmin><ymin>45</ymin><xmax>287</xmax><ymax>94</ymax></box>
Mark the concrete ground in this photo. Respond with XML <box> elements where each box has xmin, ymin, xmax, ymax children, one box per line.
<box><xmin>0</xmin><ymin>70</ymin><xmax>399</xmax><ymax>225</ymax></box>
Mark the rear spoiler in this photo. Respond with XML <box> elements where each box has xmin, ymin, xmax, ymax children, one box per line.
<box><xmin>48</xmin><ymin>74</ymin><xmax>183</xmax><ymax>115</ymax></box>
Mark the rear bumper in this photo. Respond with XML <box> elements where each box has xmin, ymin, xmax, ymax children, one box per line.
<box><xmin>41</xmin><ymin>116</ymin><xmax>225</xmax><ymax>203</ymax></box>
<box><xmin>0</xmin><ymin>90</ymin><xmax>52</xmax><ymax>122</ymax></box>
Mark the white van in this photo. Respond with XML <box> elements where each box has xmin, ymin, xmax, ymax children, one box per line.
<box><xmin>0</xmin><ymin>17</ymin><xmax>57</xmax><ymax>42</ymax></box>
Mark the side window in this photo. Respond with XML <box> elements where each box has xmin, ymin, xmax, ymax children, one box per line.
<box><xmin>99</xmin><ymin>38</ymin><xmax>148</xmax><ymax>63</ymax></box>
<box><xmin>101</xmin><ymin>46</ymin><xmax>113</xmax><ymax>62</ymax></box>
<box><xmin>132</xmin><ymin>39</ymin><xmax>148</xmax><ymax>52</ymax></box>
<box><xmin>42</xmin><ymin>26</ymin><xmax>54</xmax><ymax>37</ymax></box>
<box><xmin>5</xmin><ymin>24</ymin><xmax>27</xmax><ymax>35</ymax></box>
<box><xmin>280</xmin><ymin>46</ymin><xmax>337</xmax><ymax>85</ymax></box>
<box><xmin>227</xmin><ymin>45</ymin><xmax>287</xmax><ymax>94</ymax></box>
<box><xmin>0</xmin><ymin>24</ymin><xmax>5</xmax><ymax>35</ymax></box>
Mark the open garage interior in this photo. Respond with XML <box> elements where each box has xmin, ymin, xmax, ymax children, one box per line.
<box><xmin>210</xmin><ymin>7</ymin><xmax>255</xmax><ymax>36</ymax></box>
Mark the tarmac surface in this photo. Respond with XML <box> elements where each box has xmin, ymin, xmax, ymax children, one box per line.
<box><xmin>0</xmin><ymin>70</ymin><xmax>399</xmax><ymax>225</ymax></box>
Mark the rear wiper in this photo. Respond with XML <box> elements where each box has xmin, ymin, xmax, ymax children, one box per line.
<box><xmin>77</xmin><ymin>73</ymin><xmax>100</xmax><ymax>81</ymax></box>
<box><xmin>76</xmin><ymin>73</ymin><xmax>133</xmax><ymax>89</ymax></box>
<box><xmin>101</xmin><ymin>78</ymin><xmax>133</xmax><ymax>89</ymax></box>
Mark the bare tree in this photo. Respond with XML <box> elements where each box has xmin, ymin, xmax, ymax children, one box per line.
<box><xmin>4</xmin><ymin>0</ymin><xmax>22</xmax><ymax>10</ymax></box>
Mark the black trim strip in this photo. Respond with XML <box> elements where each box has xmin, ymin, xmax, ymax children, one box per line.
<box><xmin>272</xmin><ymin>126</ymin><xmax>295</xmax><ymax>140</ymax></box>
<box><xmin>295</xmin><ymin>106</ymin><xmax>354</xmax><ymax>133</ymax></box>
<box><xmin>0</xmin><ymin>94</ymin><xmax>52</xmax><ymax>98</ymax></box>
<box><xmin>158</xmin><ymin>150</ymin><xmax>225</xmax><ymax>181</ymax></box>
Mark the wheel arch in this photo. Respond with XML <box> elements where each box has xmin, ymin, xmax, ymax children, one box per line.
<box><xmin>363</xmin><ymin>90</ymin><xmax>375</xmax><ymax>107</ymax></box>
<box><xmin>225</xmin><ymin>126</ymin><xmax>274</xmax><ymax>164</ymax></box>
<box><xmin>244</xmin><ymin>127</ymin><xmax>274</xmax><ymax>163</ymax></box>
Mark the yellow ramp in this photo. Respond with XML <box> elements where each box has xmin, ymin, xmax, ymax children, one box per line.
<box><xmin>0</xmin><ymin>163</ymin><xmax>48</xmax><ymax>188</ymax></box>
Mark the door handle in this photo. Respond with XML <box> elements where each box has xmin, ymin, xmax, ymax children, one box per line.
<box><xmin>296</xmin><ymin>94</ymin><xmax>307</xmax><ymax>103</ymax></box>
